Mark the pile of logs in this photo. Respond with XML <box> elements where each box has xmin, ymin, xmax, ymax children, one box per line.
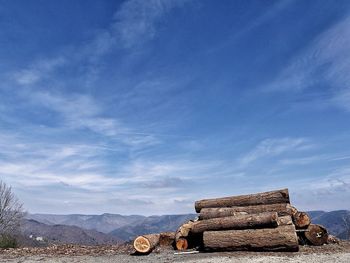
<box><xmin>133</xmin><ymin>189</ymin><xmax>332</xmax><ymax>254</ymax></box>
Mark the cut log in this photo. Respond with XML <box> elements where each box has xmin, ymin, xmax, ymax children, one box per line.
<box><xmin>175</xmin><ymin>221</ymin><xmax>194</xmax><ymax>242</ymax></box>
<box><xmin>327</xmin><ymin>235</ymin><xmax>340</xmax><ymax>244</ymax></box>
<box><xmin>191</xmin><ymin>212</ymin><xmax>278</xmax><ymax>233</ymax></box>
<box><xmin>133</xmin><ymin>234</ymin><xmax>160</xmax><ymax>254</ymax></box>
<box><xmin>199</xmin><ymin>203</ymin><xmax>294</xmax><ymax>220</ymax></box>
<box><xmin>277</xmin><ymin>215</ymin><xmax>293</xmax><ymax>226</ymax></box>
<box><xmin>304</xmin><ymin>224</ymin><xmax>328</xmax><ymax>246</ymax></box>
<box><xmin>203</xmin><ymin>224</ymin><xmax>299</xmax><ymax>252</ymax></box>
<box><xmin>293</xmin><ymin>212</ymin><xmax>311</xmax><ymax>229</ymax></box>
<box><xmin>195</xmin><ymin>189</ymin><xmax>290</xmax><ymax>212</ymax></box>
<box><xmin>176</xmin><ymin>238</ymin><xmax>188</xmax><ymax>251</ymax></box>
<box><xmin>159</xmin><ymin>232</ymin><xmax>175</xmax><ymax>247</ymax></box>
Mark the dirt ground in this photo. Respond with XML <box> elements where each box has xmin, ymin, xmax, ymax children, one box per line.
<box><xmin>1</xmin><ymin>241</ymin><xmax>350</xmax><ymax>263</ymax></box>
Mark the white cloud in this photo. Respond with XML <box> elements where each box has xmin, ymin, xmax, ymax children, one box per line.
<box><xmin>264</xmin><ymin>16</ymin><xmax>350</xmax><ymax>112</ymax></box>
<box><xmin>239</xmin><ymin>137</ymin><xmax>311</xmax><ymax>166</ymax></box>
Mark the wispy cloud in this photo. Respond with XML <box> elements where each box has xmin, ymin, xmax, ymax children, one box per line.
<box><xmin>264</xmin><ymin>15</ymin><xmax>350</xmax><ymax>111</ymax></box>
<box><xmin>238</xmin><ymin>137</ymin><xmax>312</xmax><ymax>167</ymax></box>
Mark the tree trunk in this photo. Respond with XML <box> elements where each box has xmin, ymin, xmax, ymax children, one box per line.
<box><xmin>191</xmin><ymin>212</ymin><xmax>278</xmax><ymax>233</ymax></box>
<box><xmin>195</xmin><ymin>189</ymin><xmax>290</xmax><ymax>212</ymax></box>
<box><xmin>199</xmin><ymin>203</ymin><xmax>294</xmax><ymax>220</ymax></box>
<box><xmin>133</xmin><ymin>234</ymin><xmax>160</xmax><ymax>254</ymax></box>
<box><xmin>203</xmin><ymin>225</ymin><xmax>299</xmax><ymax>252</ymax></box>
<box><xmin>304</xmin><ymin>224</ymin><xmax>328</xmax><ymax>246</ymax></box>
<box><xmin>293</xmin><ymin>212</ymin><xmax>311</xmax><ymax>229</ymax></box>
<box><xmin>176</xmin><ymin>237</ymin><xmax>188</xmax><ymax>250</ymax></box>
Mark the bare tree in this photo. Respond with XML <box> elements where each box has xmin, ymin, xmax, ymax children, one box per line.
<box><xmin>0</xmin><ymin>181</ymin><xmax>24</xmax><ymax>237</ymax></box>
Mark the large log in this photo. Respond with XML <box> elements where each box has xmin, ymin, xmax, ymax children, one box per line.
<box><xmin>191</xmin><ymin>212</ymin><xmax>278</xmax><ymax>233</ymax></box>
<box><xmin>293</xmin><ymin>212</ymin><xmax>311</xmax><ymax>229</ymax></box>
<box><xmin>195</xmin><ymin>189</ymin><xmax>290</xmax><ymax>212</ymax></box>
<box><xmin>304</xmin><ymin>224</ymin><xmax>328</xmax><ymax>246</ymax></box>
<box><xmin>199</xmin><ymin>203</ymin><xmax>294</xmax><ymax>220</ymax></box>
<box><xmin>203</xmin><ymin>225</ymin><xmax>299</xmax><ymax>252</ymax></box>
<box><xmin>133</xmin><ymin>234</ymin><xmax>160</xmax><ymax>254</ymax></box>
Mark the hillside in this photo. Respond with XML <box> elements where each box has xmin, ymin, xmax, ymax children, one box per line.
<box><xmin>25</xmin><ymin>210</ymin><xmax>350</xmax><ymax>242</ymax></box>
<box><xmin>20</xmin><ymin>219</ymin><xmax>122</xmax><ymax>245</ymax></box>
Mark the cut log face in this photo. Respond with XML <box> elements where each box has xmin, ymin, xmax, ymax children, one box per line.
<box><xmin>195</xmin><ymin>189</ymin><xmax>290</xmax><ymax>213</ymax></box>
<box><xmin>199</xmin><ymin>203</ymin><xmax>294</xmax><ymax>220</ymax></box>
<box><xmin>293</xmin><ymin>212</ymin><xmax>311</xmax><ymax>229</ymax></box>
<box><xmin>133</xmin><ymin>234</ymin><xmax>160</xmax><ymax>254</ymax></box>
<box><xmin>191</xmin><ymin>212</ymin><xmax>279</xmax><ymax>233</ymax></box>
<box><xmin>203</xmin><ymin>225</ymin><xmax>299</xmax><ymax>252</ymax></box>
<box><xmin>176</xmin><ymin>238</ymin><xmax>188</xmax><ymax>251</ymax></box>
<box><xmin>305</xmin><ymin>224</ymin><xmax>328</xmax><ymax>246</ymax></box>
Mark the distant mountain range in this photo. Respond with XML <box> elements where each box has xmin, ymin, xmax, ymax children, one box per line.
<box><xmin>23</xmin><ymin>210</ymin><xmax>350</xmax><ymax>245</ymax></box>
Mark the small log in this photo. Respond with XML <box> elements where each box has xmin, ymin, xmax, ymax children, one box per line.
<box><xmin>191</xmin><ymin>212</ymin><xmax>278</xmax><ymax>233</ymax></box>
<box><xmin>159</xmin><ymin>232</ymin><xmax>175</xmax><ymax>247</ymax></box>
<box><xmin>277</xmin><ymin>215</ymin><xmax>293</xmax><ymax>226</ymax></box>
<box><xmin>195</xmin><ymin>188</ymin><xmax>290</xmax><ymax>212</ymax></box>
<box><xmin>133</xmin><ymin>234</ymin><xmax>160</xmax><ymax>254</ymax></box>
<box><xmin>203</xmin><ymin>225</ymin><xmax>299</xmax><ymax>252</ymax></box>
<box><xmin>176</xmin><ymin>238</ymin><xmax>188</xmax><ymax>250</ymax></box>
<box><xmin>293</xmin><ymin>212</ymin><xmax>311</xmax><ymax>229</ymax></box>
<box><xmin>304</xmin><ymin>224</ymin><xmax>328</xmax><ymax>246</ymax></box>
<box><xmin>199</xmin><ymin>203</ymin><xmax>294</xmax><ymax>220</ymax></box>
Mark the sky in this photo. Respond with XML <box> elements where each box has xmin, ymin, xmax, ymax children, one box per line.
<box><xmin>1</xmin><ymin>0</ymin><xmax>350</xmax><ymax>215</ymax></box>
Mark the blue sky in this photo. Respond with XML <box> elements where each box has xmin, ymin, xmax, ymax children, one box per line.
<box><xmin>1</xmin><ymin>0</ymin><xmax>350</xmax><ymax>215</ymax></box>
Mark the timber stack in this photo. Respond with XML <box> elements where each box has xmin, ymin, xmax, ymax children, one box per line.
<box><xmin>133</xmin><ymin>188</ymin><xmax>332</xmax><ymax>254</ymax></box>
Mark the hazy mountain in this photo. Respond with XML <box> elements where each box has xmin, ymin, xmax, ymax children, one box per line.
<box><xmin>21</xmin><ymin>219</ymin><xmax>122</xmax><ymax>245</ymax></box>
<box><xmin>27</xmin><ymin>213</ymin><xmax>145</xmax><ymax>233</ymax></box>
<box><xmin>109</xmin><ymin>214</ymin><xmax>196</xmax><ymax>241</ymax></box>
<box><xmin>27</xmin><ymin>213</ymin><xmax>196</xmax><ymax>241</ymax></box>
<box><xmin>26</xmin><ymin>210</ymin><xmax>350</xmax><ymax>242</ymax></box>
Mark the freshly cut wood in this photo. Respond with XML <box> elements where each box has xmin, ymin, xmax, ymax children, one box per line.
<box><xmin>176</xmin><ymin>238</ymin><xmax>188</xmax><ymax>251</ymax></box>
<box><xmin>277</xmin><ymin>215</ymin><xmax>293</xmax><ymax>226</ymax></box>
<box><xmin>305</xmin><ymin>224</ymin><xmax>328</xmax><ymax>246</ymax></box>
<box><xmin>293</xmin><ymin>212</ymin><xmax>311</xmax><ymax>229</ymax></box>
<box><xmin>175</xmin><ymin>221</ymin><xmax>194</xmax><ymax>242</ymax></box>
<box><xmin>191</xmin><ymin>212</ymin><xmax>278</xmax><ymax>233</ymax></box>
<box><xmin>195</xmin><ymin>189</ymin><xmax>290</xmax><ymax>212</ymax></box>
<box><xmin>159</xmin><ymin>232</ymin><xmax>175</xmax><ymax>247</ymax></box>
<box><xmin>133</xmin><ymin>234</ymin><xmax>160</xmax><ymax>254</ymax></box>
<box><xmin>199</xmin><ymin>203</ymin><xmax>294</xmax><ymax>220</ymax></box>
<box><xmin>203</xmin><ymin>225</ymin><xmax>299</xmax><ymax>252</ymax></box>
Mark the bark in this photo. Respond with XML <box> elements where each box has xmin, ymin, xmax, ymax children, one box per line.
<box><xmin>195</xmin><ymin>189</ymin><xmax>290</xmax><ymax>212</ymax></box>
<box><xmin>277</xmin><ymin>215</ymin><xmax>293</xmax><ymax>226</ymax></box>
<box><xmin>133</xmin><ymin>234</ymin><xmax>160</xmax><ymax>254</ymax></box>
<box><xmin>159</xmin><ymin>232</ymin><xmax>175</xmax><ymax>247</ymax></box>
<box><xmin>199</xmin><ymin>203</ymin><xmax>294</xmax><ymax>220</ymax></box>
<box><xmin>293</xmin><ymin>212</ymin><xmax>311</xmax><ymax>229</ymax></box>
<box><xmin>203</xmin><ymin>225</ymin><xmax>299</xmax><ymax>252</ymax></box>
<box><xmin>304</xmin><ymin>224</ymin><xmax>328</xmax><ymax>246</ymax></box>
<box><xmin>191</xmin><ymin>212</ymin><xmax>278</xmax><ymax>233</ymax></box>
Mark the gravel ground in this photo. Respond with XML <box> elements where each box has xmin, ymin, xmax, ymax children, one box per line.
<box><xmin>1</xmin><ymin>242</ymin><xmax>349</xmax><ymax>263</ymax></box>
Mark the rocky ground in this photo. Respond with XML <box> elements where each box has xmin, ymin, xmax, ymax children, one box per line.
<box><xmin>0</xmin><ymin>241</ymin><xmax>350</xmax><ymax>262</ymax></box>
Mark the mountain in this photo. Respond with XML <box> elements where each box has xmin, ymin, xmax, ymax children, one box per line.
<box><xmin>26</xmin><ymin>210</ymin><xmax>350</xmax><ymax>242</ymax></box>
<box><xmin>27</xmin><ymin>213</ymin><xmax>196</xmax><ymax>241</ymax></box>
<box><xmin>308</xmin><ymin>210</ymin><xmax>350</xmax><ymax>239</ymax></box>
<box><xmin>109</xmin><ymin>214</ymin><xmax>196</xmax><ymax>241</ymax></box>
<box><xmin>20</xmin><ymin>219</ymin><xmax>122</xmax><ymax>245</ymax></box>
<box><xmin>27</xmin><ymin>213</ymin><xmax>145</xmax><ymax>233</ymax></box>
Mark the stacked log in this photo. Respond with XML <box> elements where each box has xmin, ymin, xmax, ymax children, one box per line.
<box><xmin>133</xmin><ymin>188</ymin><xmax>331</xmax><ymax>254</ymax></box>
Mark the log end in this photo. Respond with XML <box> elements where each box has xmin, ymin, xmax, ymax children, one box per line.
<box><xmin>176</xmin><ymin>238</ymin><xmax>189</xmax><ymax>251</ymax></box>
<box><xmin>305</xmin><ymin>224</ymin><xmax>328</xmax><ymax>246</ymax></box>
<box><xmin>133</xmin><ymin>236</ymin><xmax>151</xmax><ymax>254</ymax></box>
<box><xmin>293</xmin><ymin>212</ymin><xmax>311</xmax><ymax>229</ymax></box>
